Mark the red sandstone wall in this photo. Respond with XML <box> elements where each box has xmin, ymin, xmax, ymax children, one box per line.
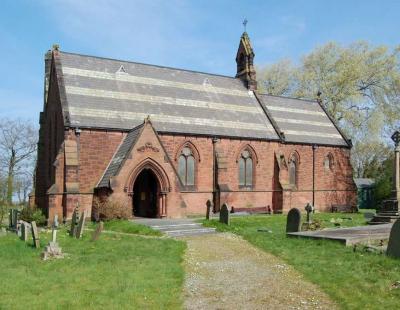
<box><xmin>38</xmin><ymin>122</ymin><xmax>356</xmax><ymax>219</ymax></box>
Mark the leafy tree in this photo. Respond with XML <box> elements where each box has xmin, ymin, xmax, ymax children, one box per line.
<box><xmin>0</xmin><ymin>118</ymin><xmax>37</xmax><ymax>204</ymax></box>
<box><xmin>258</xmin><ymin>42</ymin><xmax>400</xmax><ymax>203</ymax></box>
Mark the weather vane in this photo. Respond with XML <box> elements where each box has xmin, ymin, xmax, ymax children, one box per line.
<box><xmin>243</xmin><ymin>18</ymin><xmax>248</xmax><ymax>32</ymax></box>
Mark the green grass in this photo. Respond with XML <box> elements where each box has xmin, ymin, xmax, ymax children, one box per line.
<box><xmin>203</xmin><ymin>212</ymin><xmax>400</xmax><ymax>310</ymax></box>
<box><xmin>0</xmin><ymin>224</ymin><xmax>185</xmax><ymax>309</ymax></box>
<box><xmin>88</xmin><ymin>220</ymin><xmax>162</xmax><ymax>236</ymax></box>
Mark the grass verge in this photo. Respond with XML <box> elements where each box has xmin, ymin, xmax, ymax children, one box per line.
<box><xmin>202</xmin><ymin>212</ymin><xmax>400</xmax><ymax>309</ymax></box>
<box><xmin>0</xmin><ymin>224</ymin><xmax>185</xmax><ymax>309</ymax></box>
<box><xmin>88</xmin><ymin>220</ymin><xmax>162</xmax><ymax>236</ymax></box>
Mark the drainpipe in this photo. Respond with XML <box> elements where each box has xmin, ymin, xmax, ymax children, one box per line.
<box><xmin>312</xmin><ymin>144</ymin><xmax>317</xmax><ymax>209</ymax></box>
<box><xmin>212</xmin><ymin>137</ymin><xmax>218</xmax><ymax>212</ymax></box>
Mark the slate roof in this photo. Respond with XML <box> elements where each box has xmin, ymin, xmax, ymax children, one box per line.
<box><xmin>53</xmin><ymin>51</ymin><xmax>350</xmax><ymax>147</ymax></box>
<box><xmin>259</xmin><ymin>94</ymin><xmax>349</xmax><ymax>146</ymax></box>
<box><xmin>57</xmin><ymin>52</ymin><xmax>279</xmax><ymax>140</ymax></box>
<box><xmin>97</xmin><ymin>124</ymin><xmax>143</xmax><ymax>188</ymax></box>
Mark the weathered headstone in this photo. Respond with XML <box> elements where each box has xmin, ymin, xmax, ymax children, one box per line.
<box><xmin>31</xmin><ymin>221</ymin><xmax>40</xmax><ymax>248</ymax></box>
<box><xmin>305</xmin><ymin>203</ymin><xmax>314</xmax><ymax>224</ymax></box>
<box><xmin>75</xmin><ymin>212</ymin><xmax>86</xmax><ymax>239</ymax></box>
<box><xmin>219</xmin><ymin>203</ymin><xmax>230</xmax><ymax>225</ymax></box>
<box><xmin>16</xmin><ymin>220</ymin><xmax>23</xmax><ymax>237</ymax></box>
<box><xmin>69</xmin><ymin>207</ymin><xmax>80</xmax><ymax>237</ymax></box>
<box><xmin>286</xmin><ymin>208</ymin><xmax>301</xmax><ymax>233</ymax></box>
<box><xmin>20</xmin><ymin>221</ymin><xmax>29</xmax><ymax>242</ymax></box>
<box><xmin>42</xmin><ymin>215</ymin><xmax>63</xmax><ymax>260</ymax></box>
<box><xmin>0</xmin><ymin>227</ymin><xmax>7</xmax><ymax>237</ymax></box>
<box><xmin>9</xmin><ymin>209</ymin><xmax>19</xmax><ymax>230</ymax></box>
<box><xmin>91</xmin><ymin>221</ymin><xmax>104</xmax><ymax>242</ymax></box>
<box><xmin>387</xmin><ymin>218</ymin><xmax>400</xmax><ymax>259</ymax></box>
<box><xmin>206</xmin><ymin>200</ymin><xmax>213</xmax><ymax>220</ymax></box>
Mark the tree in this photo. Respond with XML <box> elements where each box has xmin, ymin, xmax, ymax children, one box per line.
<box><xmin>0</xmin><ymin>118</ymin><xmax>37</xmax><ymax>205</ymax></box>
<box><xmin>258</xmin><ymin>42</ymin><xmax>400</xmax><ymax>137</ymax></box>
<box><xmin>258</xmin><ymin>42</ymin><xmax>400</xmax><ymax>201</ymax></box>
<box><xmin>257</xmin><ymin>59</ymin><xmax>297</xmax><ymax>96</ymax></box>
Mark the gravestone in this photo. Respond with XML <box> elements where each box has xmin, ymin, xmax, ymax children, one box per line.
<box><xmin>31</xmin><ymin>221</ymin><xmax>40</xmax><ymax>248</ymax></box>
<box><xmin>42</xmin><ymin>215</ymin><xmax>63</xmax><ymax>260</ymax></box>
<box><xmin>286</xmin><ymin>208</ymin><xmax>301</xmax><ymax>233</ymax></box>
<box><xmin>69</xmin><ymin>207</ymin><xmax>80</xmax><ymax>237</ymax></box>
<box><xmin>0</xmin><ymin>227</ymin><xmax>6</xmax><ymax>237</ymax></box>
<box><xmin>219</xmin><ymin>203</ymin><xmax>230</xmax><ymax>225</ymax></box>
<box><xmin>16</xmin><ymin>220</ymin><xmax>23</xmax><ymax>237</ymax></box>
<box><xmin>91</xmin><ymin>221</ymin><xmax>104</xmax><ymax>242</ymax></box>
<box><xmin>387</xmin><ymin>218</ymin><xmax>400</xmax><ymax>259</ymax></box>
<box><xmin>305</xmin><ymin>203</ymin><xmax>314</xmax><ymax>224</ymax></box>
<box><xmin>20</xmin><ymin>221</ymin><xmax>29</xmax><ymax>242</ymax></box>
<box><xmin>9</xmin><ymin>209</ymin><xmax>19</xmax><ymax>230</ymax></box>
<box><xmin>206</xmin><ymin>200</ymin><xmax>213</xmax><ymax>220</ymax></box>
<box><xmin>75</xmin><ymin>212</ymin><xmax>86</xmax><ymax>239</ymax></box>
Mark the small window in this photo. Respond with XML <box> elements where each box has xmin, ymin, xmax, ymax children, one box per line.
<box><xmin>289</xmin><ymin>153</ymin><xmax>299</xmax><ymax>188</ymax></box>
<box><xmin>178</xmin><ymin>147</ymin><xmax>195</xmax><ymax>187</ymax></box>
<box><xmin>324</xmin><ymin>153</ymin><xmax>334</xmax><ymax>172</ymax></box>
<box><xmin>239</xmin><ymin>149</ymin><xmax>253</xmax><ymax>188</ymax></box>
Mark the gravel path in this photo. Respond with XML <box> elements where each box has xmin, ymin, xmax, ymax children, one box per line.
<box><xmin>182</xmin><ymin>233</ymin><xmax>337</xmax><ymax>310</ymax></box>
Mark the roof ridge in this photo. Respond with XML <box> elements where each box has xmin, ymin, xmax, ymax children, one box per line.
<box><xmin>60</xmin><ymin>51</ymin><xmax>237</xmax><ymax>80</ymax></box>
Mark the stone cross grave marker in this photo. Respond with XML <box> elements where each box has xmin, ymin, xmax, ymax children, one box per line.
<box><xmin>206</xmin><ymin>200</ymin><xmax>213</xmax><ymax>220</ymax></box>
<box><xmin>305</xmin><ymin>203</ymin><xmax>314</xmax><ymax>224</ymax></box>
<box><xmin>76</xmin><ymin>212</ymin><xmax>86</xmax><ymax>239</ymax></box>
<box><xmin>31</xmin><ymin>221</ymin><xmax>40</xmax><ymax>248</ymax></box>
<box><xmin>52</xmin><ymin>215</ymin><xmax>59</xmax><ymax>243</ymax></box>
<box><xmin>219</xmin><ymin>203</ymin><xmax>230</xmax><ymax>225</ymax></box>
<box><xmin>19</xmin><ymin>221</ymin><xmax>29</xmax><ymax>242</ymax></box>
<box><xmin>91</xmin><ymin>221</ymin><xmax>104</xmax><ymax>242</ymax></box>
<box><xmin>69</xmin><ymin>207</ymin><xmax>80</xmax><ymax>237</ymax></box>
<box><xmin>42</xmin><ymin>215</ymin><xmax>63</xmax><ymax>260</ymax></box>
<box><xmin>286</xmin><ymin>208</ymin><xmax>301</xmax><ymax>233</ymax></box>
<box><xmin>387</xmin><ymin>218</ymin><xmax>400</xmax><ymax>259</ymax></box>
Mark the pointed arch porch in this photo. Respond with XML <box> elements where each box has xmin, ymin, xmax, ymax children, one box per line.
<box><xmin>125</xmin><ymin>158</ymin><xmax>171</xmax><ymax>218</ymax></box>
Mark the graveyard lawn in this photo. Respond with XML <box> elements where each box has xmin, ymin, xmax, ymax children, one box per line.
<box><xmin>202</xmin><ymin>213</ymin><xmax>400</xmax><ymax>309</ymax></box>
<box><xmin>88</xmin><ymin>220</ymin><xmax>163</xmax><ymax>236</ymax></box>
<box><xmin>0</xmin><ymin>225</ymin><xmax>185</xmax><ymax>309</ymax></box>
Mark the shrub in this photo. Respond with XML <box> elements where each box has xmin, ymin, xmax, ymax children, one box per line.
<box><xmin>92</xmin><ymin>197</ymin><xmax>131</xmax><ymax>221</ymax></box>
<box><xmin>19</xmin><ymin>205</ymin><xmax>46</xmax><ymax>225</ymax></box>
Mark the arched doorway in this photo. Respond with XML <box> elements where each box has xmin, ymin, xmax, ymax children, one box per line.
<box><xmin>133</xmin><ymin>169</ymin><xmax>159</xmax><ymax>218</ymax></box>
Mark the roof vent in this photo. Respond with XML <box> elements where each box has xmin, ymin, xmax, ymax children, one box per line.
<box><xmin>116</xmin><ymin>65</ymin><xmax>127</xmax><ymax>74</ymax></box>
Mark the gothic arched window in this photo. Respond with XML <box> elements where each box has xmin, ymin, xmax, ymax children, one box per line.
<box><xmin>324</xmin><ymin>153</ymin><xmax>334</xmax><ymax>172</ymax></box>
<box><xmin>239</xmin><ymin>149</ymin><xmax>253</xmax><ymax>188</ymax></box>
<box><xmin>178</xmin><ymin>147</ymin><xmax>195</xmax><ymax>187</ymax></box>
<box><xmin>289</xmin><ymin>153</ymin><xmax>299</xmax><ymax>188</ymax></box>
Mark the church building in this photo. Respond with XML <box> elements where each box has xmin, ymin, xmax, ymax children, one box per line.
<box><xmin>34</xmin><ymin>32</ymin><xmax>356</xmax><ymax>220</ymax></box>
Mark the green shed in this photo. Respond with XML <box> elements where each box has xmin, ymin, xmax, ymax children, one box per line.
<box><xmin>354</xmin><ymin>178</ymin><xmax>376</xmax><ymax>209</ymax></box>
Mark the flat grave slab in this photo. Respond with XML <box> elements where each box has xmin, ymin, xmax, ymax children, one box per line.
<box><xmin>287</xmin><ymin>224</ymin><xmax>392</xmax><ymax>246</ymax></box>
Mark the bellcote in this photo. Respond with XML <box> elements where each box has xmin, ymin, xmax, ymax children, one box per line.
<box><xmin>235</xmin><ymin>32</ymin><xmax>257</xmax><ymax>91</ymax></box>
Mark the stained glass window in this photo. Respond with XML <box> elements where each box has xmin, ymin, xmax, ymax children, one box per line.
<box><xmin>289</xmin><ymin>153</ymin><xmax>298</xmax><ymax>187</ymax></box>
<box><xmin>178</xmin><ymin>147</ymin><xmax>195</xmax><ymax>187</ymax></box>
<box><xmin>239</xmin><ymin>149</ymin><xmax>253</xmax><ymax>188</ymax></box>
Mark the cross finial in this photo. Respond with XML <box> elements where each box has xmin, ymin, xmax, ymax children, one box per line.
<box><xmin>243</xmin><ymin>18</ymin><xmax>248</xmax><ymax>32</ymax></box>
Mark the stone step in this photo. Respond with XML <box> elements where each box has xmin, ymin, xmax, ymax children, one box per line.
<box><xmin>378</xmin><ymin>212</ymin><xmax>399</xmax><ymax>216</ymax></box>
<box><xmin>166</xmin><ymin>227</ymin><xmax>217</xmax><ymax>237</ymax></box>
<box><xmin>368</xmin><ymin>221</ymin><xmax>390</xmax><ymax>225</ymax></box>
<box><xmin>150</xmin><ymin>223</ymin><xmax>200</xmax><ymax>230</ymax></box>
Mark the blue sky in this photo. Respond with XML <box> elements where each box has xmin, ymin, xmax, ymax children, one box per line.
<box><xmin>0</xmin><ymin>0</ymin><xmax>399</xmax><ymax>124</ymax></box>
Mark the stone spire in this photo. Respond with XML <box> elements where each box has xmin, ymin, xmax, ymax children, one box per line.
<box><xmin>235</xmin><ymin>31</ymin><xmax>257</xmax><ymax>91</ymax></box>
